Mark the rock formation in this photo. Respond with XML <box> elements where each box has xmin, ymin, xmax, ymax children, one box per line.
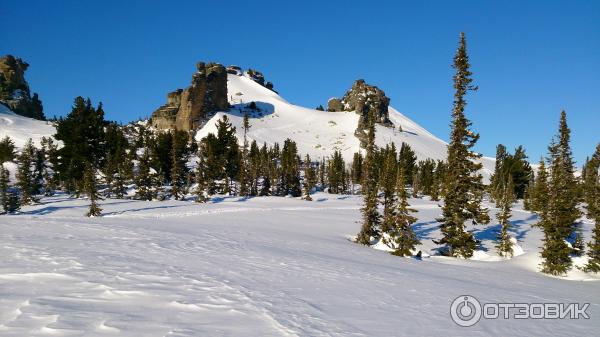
<box><xmin>0</xmin><ymin>55</ymin><xmax>45</xmax><ymax>120</ymax></box>
<box><xmin>150</xmin><ymin>62</ymin><xmax>228</xmax><ymax>131</ymax></box>
<box><xmin>327</xmin><ymin>79</ymin><xmax>392</xmax><ymax>145</ymax></box>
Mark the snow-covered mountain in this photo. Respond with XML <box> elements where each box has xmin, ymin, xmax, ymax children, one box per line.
<box><xmin>0</xmin><ymin>74</ymin><xmax>495</xmax><ymax>180</ymax></box>
<box><xmin>197</xmin><ymin>73</ymin><xmax>495</xmax><ymax>179</ymax></box>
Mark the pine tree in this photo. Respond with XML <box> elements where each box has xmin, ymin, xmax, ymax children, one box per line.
<box><xmin>170</xmin><ymin>147</ymin><xmax>182</xmax><ymax>200</ymax></box>
<box><xmin>380</xmin><ymin>145</ymin><xmax>398</xmax><ymax>234</ymax></box>
<box><xmin>388</xmin><ymin>167</ymin><xmax>420</xmax><ymax>256</ymax></box>
<box><xmin>0</xmin><ymin>165</ymin><xmax>9</xmax><ymax>213</ymax></box>
<box><xmin>531</xmin><ymin>158</ymin><xmax>549</xmax><ymax>213</ymax></box>
<box><xmin>583</xmin><ymin>144</ymin><xmax>600</xmax><ymax>272</ymax></box>
<box><xmin>496</xmin><ymin>176</ymin><xmax>515</xmax><ymax>257</ymax></box>
<box><xmin>437</xmin><ymin>32</ymin><xmax>489</xmax><ymax>258</ymax></box>
<box><xmin>83</xmin><ymin>162</ymin><xmax>102</xmax><ymax>217</ymax></box>
<box><xmin>135</xmin><ymin>148</ymin><xmax>154</xmax><ymax>201</ymax></box>
<box><xmin>302</xmin><ymin>154</ymin><xmax>317</xmax><ymax>201</ymax></box>
<box><xmin>195</xmin><ymin>149</ymin><xmax>209</xmax><ymax>203</ymax></box>
<box><xmin>239</xmin><ymin>112</ymin><xmax>251</xmax><ymax>197</ymax></box>
<box><xmin>356</xmin><ymin>110</ymin><xmax>380</xmax><ymax>245</ymax></box>
<box><xmin>540</xmin><ymin>111</ymin><xmax>580</xmax><ymax>275</ymax></box>
<box><xmin>16</xmin><ymin>139</ymin><xmax>36</xmax><ymax>205</ymax></box>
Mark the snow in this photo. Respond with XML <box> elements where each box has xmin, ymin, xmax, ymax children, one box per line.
<box><xmin>0</xmin><ymin>103</ymin><xmax>56</xmax><ymax>148</ymax></box>
<box><xmin>1</xmin><ymin>194</ymin><xmax>598</xmax><ymax>336</ymax></box>
<box><xmin>196</xmin><ymin>74</ymin><xmax>496</xmax><ymax>181</ymax></box>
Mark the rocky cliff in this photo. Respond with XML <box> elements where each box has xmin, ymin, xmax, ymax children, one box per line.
<box><xmin>150</xmin><ymin>62</ymin><xmax>228</xmax><ymax>131</ymax></box>
<box><xmin>0</xmin><ymin>55</ymin><xmax>45</xmax><ymax>120</ymax></box>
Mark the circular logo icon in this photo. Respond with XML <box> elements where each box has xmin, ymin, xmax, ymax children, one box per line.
<box><xmin>450</xmin><ymin>295</ymin><xmax>482</xmax><ymax>327</ymax></box>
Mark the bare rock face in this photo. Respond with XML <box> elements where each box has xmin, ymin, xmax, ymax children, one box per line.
<box><xmin>150</xmin><ymin>62</ymin><xmax>228</xmax><ymax>131</ymax></box>
<box><xmin>0</xmin><ymin>55</ymin><xmax>45</xmax><ymax>120</ymax></box>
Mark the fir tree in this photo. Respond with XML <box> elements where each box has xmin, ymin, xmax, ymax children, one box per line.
<box><xmin>135</xmin><ymin>148</ymin><xmax>154</xmax><ymax>201</ymax></box>
<box><xmin>170</xmin><ymin>147</ymin><xmax>182</xmax><ymax>200</ymax></box>
<box><xmin>195</xmin><ymin>149</ymin><xmax>209</xmax><ymax>203</ymax></box>
<box><xmin>0</xmin><ymin>136</ymin><xmax>16</xmax><ymax>163</ymax></box>
<box><xmin>380</xmin><ymin>145</ymin><xmax>398</xmax><ymax>233</ymax></box>
<box><xmin>496</xmin><ymin>176</ymin><xmax>515</xmax><ymax>257</ymax></box>
<box><xmin>83</xmin><ymin>162</ymin><xmax>102</xmax><ymax>217</ymax></box>
<box><xmin>356</xmin><ymin>110</ymin><xmax>380</xmax><ymax>245</ymax></box>
<box><xmin>239</xmin><ymin>112</ymin><xmax>251</xmax><ymax>197</ymax></box>
<box><xmin>540</xmin><ymin>111</ymin><xmax>580</xmax><ymax>275</ymax></box>
<box><xmin>16</xmin><ymin>139</ymin><xmax>36</xmax><ymax>205</ymax></box>
<box><xmin>54</xmin><ymin>97</ymin><xmax>106</xmax><ymax>193</ymax></box>
<box><xmin>302</xmin><ymin>154</ymin><xmax>316</xmax><ymax>201</ymax></box>
<box><xmin>531</xmin><ymin>158</ymin><xmax>549</xmax><ymax>213</ymax></box>
<box><xmin>437</xmin><ymin>33</ymin><xmax>489</xmax><ymax>258</ymax></box>
<box><xmin>0</xmin><ymin>165</ymin><xmax>9</xmax><ymax>213</ymax></box>
<box><xmin>388</xmin><ymin>167</ymin><xmax>420</xmax><ymax>256</ymax></box>
<box><xmin>583</xmin><ymin>144</ymin><xmax>600</xmax><ymax>272</ymax></box>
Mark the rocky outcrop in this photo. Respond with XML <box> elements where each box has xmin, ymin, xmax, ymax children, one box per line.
<box><xmin>150</xmin><ymin>62</ymin><xmax>228</xmax><ymax>131</ymax></box>
<box><xmin>246</xmin><ymin>69</ymin><xmax>276</xmax><ymax>93</ymax></box>
<box><xmin>327</xmin><ymin>79</ymin><xmax>392</xmax><ymax>146</ymax></box>
<box><xmin>0</xmin><ymin>55</ymin><xmax>45</xmax><ymax>120</ymax></box>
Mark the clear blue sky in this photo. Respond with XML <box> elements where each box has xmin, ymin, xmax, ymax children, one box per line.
<box><xmin>1</xmin><ymin>0</ymin><xmax>599</xmax><ymax>164</ymax></box>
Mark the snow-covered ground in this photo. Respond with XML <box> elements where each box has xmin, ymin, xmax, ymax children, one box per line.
<box><xmin>0</xmin><ymin>104</ymin><xmax>55</xmax><ymax>148</ymax></box>
<box><xmin>1</xmin><ymin>193</ymin><xmax>598</xmax><ymax>336</ymax></box>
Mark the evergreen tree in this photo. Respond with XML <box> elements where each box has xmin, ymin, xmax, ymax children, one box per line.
<box><xmin>83</xmin><ymin>162</ymin><xmax>102</xmax><ymax>217</ymax></box>
<box><xmin>388</xmin><ymin>167</ymin><xmax>420</xmax><ymax>256</ymax></box>
<box><xmin>0</xmin><ymin>165</ymin><xmax>9</xmax><ymax>213</ymax></box>
<box><xmin>437</xmin><ymin>33</ymin><xmax>489</xmax><ymax>258</ymax></box>
<box><xmin>170</xmin><ymin>147</ymin><xmax>182</xmax><ymax>200</ymax></box>
<box><xmin>583</xmin><ymin>144</ymin><xmax>600</xmax><ymax>272</ymax></box>
<box><xmin>356</xmin><ymin>110</ymin><xmax>380</xmax><ymax>245</ymax></box>
<box><xmin>302</xmin><ymin>154</ymin><xmax>316</xmax><ymax>201</ymax></box>
<box><xmin>398</xmin><ymin>142</ymin><xmax>416</xmax><ymax>186</ymax></box>
<box><xmin>540</xmin><ymin>111</ymin><xmax>580</xmax><ymax>275</ymax></box>
<box><xmin>239</xmin><ymin>112</ymin><xmax>252</xmax><ymax>197</ymax></box>
<box><xmin>195</xmin><ymin>148</ymin><xmax>209</xmax><ymax>203</ymax></box>
<box><xmin>496</xmin><ymin>176</ymin><xmax>515</xmax><ymax>257</ymax></box>
<box><xmin>16</xmin><ymin>139</ymin><xmax>36</xmax><ymax>205</ymax></box>
<box><xmin>0</xmin><ymin>136</ymin><xmax>16</xmax><ymax>163</ymax></box>
<box><xmin>40</xmin><ymin>137</ymin><xmax>58</xmax><ymax>196</ymax></box>
<box><xmin>279</xmin><ymin>139</ymin><xmax>301</xmax><ymax>197</ymax></box>
<box><xmin>327</xmin><ymin>150</ymin><xmax>346</xmax><ymax>194</ymax></box>
<box><xmin>351</xmin><ymin>152</ymin><xmax>363</xmax><ymax>190</ymax></box>
<box><xmin>380</xmin><ymin>145</ymin><xmax>398</xmax><ymax>232</ymax></box>
<box><xmin>135</xmin><ymin>148</ymin><xmax>154</xmax><ymax>201</ymax></box>
<box><xmin>531</xmin><ymin>158</ymin><xmax>549</xmax><ymax>213</ymax></box>
<box><xmin>583</xmin><ymin>143</ymin><xmax>600</xmax><ymax>219</ymax></box>
<box><xmin>54</xmin><ymin>97</ymin><xmax>106</xmax><ymax>193</ymax></box>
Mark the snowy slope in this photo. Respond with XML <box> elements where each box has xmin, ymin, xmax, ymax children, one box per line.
<box><xmin>196</xmin><ymin>74</ymin><xmax>496</xmax><ymax>179</ymax></box>
<box><xmin>0</xmin><ymin>103</ymin><xmax>55</xmax><ymax>148</ymax></box>
<box><xmin>0</xmin><ymin>194</ymin><xmax>598</xmax><ymax>336</ymax></box>
<box><xmin>0</xmin><ymin>77</ymin><xmax>495</xmax><ymax>178</ymax></box>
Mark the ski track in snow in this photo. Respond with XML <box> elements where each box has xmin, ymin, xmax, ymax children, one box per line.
<box><xmin>0</xmin><ymin>193</ymin><xmax>599</xmax><ymax>336</ymax></box>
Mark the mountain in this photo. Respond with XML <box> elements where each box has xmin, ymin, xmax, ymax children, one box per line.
<box><xmin>195</xmin><ymin>71</ymin><xmax>496</xmax><ymax>180</ymax></box>
<box><xmin>0</xmin><ymin>68</ymin><xmax>495</xmax><ymax>180</ymax></box>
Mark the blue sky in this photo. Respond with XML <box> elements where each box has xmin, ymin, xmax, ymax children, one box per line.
<box><xmin>1</xmin><ymin>0</ymin><xmax>599</xmax><ymax>164</ymax></box>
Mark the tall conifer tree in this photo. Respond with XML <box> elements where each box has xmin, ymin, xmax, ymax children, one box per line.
<box><xmin>356</xmin><ymin>110</ymin><xmax>380</xmax><ymax>245</ymax></box>
<box><xmin>437</xmin><ymin>32</ymin><xmax>489</xmax><ymax>258</ymax></box>
<box><xmin>540</xmin><ymin>111</ymin><xmax>580</xmax><ymax>275</ymax></box>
